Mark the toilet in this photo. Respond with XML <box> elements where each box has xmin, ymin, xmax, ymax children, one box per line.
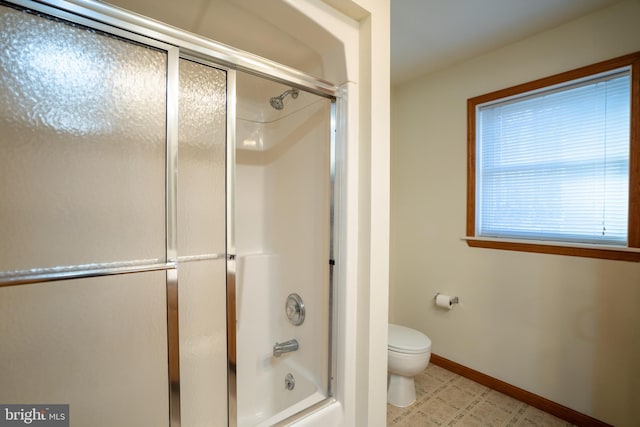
<box><xmin>387</xmin><ymin>323</ymin><xmax>432</xmax><ymax>407</ymax></box>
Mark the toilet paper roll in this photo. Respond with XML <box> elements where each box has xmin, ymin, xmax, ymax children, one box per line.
<box><xmin>435</xmin><ymin>294</ymin><xmax>454</xmax><ymax>310</ymax></box>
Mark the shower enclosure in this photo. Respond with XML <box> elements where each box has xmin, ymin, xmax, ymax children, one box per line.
<box><xmin>234</xmin><ymin>72</ymin><xmax>334</xmax><ymax>426</ymax></box>
<box><xmin>0</xmin><ymin>1</ymin><xmax>339</xmax><ymax>426</ymax></box>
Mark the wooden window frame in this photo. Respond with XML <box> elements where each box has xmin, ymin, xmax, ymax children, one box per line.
<box><xmin>466</xmin><ymin>51</ymin><xmax>640</xmax><ymax>262</ymax></box>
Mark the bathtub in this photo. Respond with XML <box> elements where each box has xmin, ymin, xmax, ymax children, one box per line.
<box><xmin>236</xmin><ymin>253</ymin><xmax>329</xmax><ymax>426</ymax></box>
<box><xmin>238</xmin><ymin>358</ymin><xmax>326</xmax><ymax>426</ymax></box>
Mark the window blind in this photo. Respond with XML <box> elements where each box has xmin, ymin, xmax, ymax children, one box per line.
<box><xmin>476</xmin><ymin>70</ymin><xmax>630</xmax><ymax>245</ymax></box>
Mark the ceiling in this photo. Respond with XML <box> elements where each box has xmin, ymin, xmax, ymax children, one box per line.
<box><xmin>104</xmin><ymin>0</ymin><xmax>623</xmax><ymax>87</ymax></box>
<box><xmin>390</xmin><ymin>0</ymin><xmax>623</xmax><ymax>85</ymax></box>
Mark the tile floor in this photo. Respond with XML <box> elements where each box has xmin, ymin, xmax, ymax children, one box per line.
<box><xmin>387</xmin><ymin>364</ymin><xmax>575</xmax><ymax>426</ymax></box>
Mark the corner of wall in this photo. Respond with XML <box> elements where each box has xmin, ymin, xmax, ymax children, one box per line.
<box><xmin>289</xmin><ymin>1</ymin><xmax>390</xmax><ymax>426</ymax></box>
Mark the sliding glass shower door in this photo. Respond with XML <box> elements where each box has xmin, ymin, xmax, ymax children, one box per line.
<box><xmin>177</xmin><ymin>57</ymin><xmax>229</xmax><ymax>427</ymax></box>
<box><xmin>1</xmin><ymin>1</ymin><xmax>341</xmax><ymax>426</ymax></box>
<box><xmin>0</xmin><ymin>3</ymin><xmax>228</xmax><ymax>426</ymax></box>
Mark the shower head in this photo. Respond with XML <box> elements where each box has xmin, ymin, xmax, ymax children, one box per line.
<box><xmin>269</xmin><ymin>88</ymin><xmax>299</xmax><ymax>110</ymax></box>
<box><xmin>269</xmin><ymin>96</ymin><xmax>284</xmax><ymax>110</ymax></box>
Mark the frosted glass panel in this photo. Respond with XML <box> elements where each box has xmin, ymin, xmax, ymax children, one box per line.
<box><xmin>0</xmin><ymin>272</ymin><xmax>169</xmax><ymax>427</ymax></box>
<box><xmin>178</xmin><ymin>59</ymin><xmax>227</xmax><ymax>256</ymax></box>
<box><xmin>0</xmin><ymin>5</ymin><xmax>167</xmax><ymax>271</ymax></box>
<box><xmin>178</xmin><ymin>259</ymin><xmax>228</xmax><ymax>427</ymax></box>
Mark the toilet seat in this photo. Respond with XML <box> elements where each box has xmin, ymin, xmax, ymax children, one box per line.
<box><xmin>388</xmin><ymin>324</ymin><xmax>431</xmax><ymax>354</ymax></box>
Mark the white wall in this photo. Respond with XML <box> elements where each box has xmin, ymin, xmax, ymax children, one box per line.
<box><xmin>390</xmin><ymin>1</ymin><xmax>640</xmax><ymax>426</ymax></box>
<box><xmin>348</xmin><ymin>2</ymin><xmax>390</xmax><ymax>426</ymax></box>
<box><xmin>290</xmin><ymin>2</ymin><xmax>390</xmax><ymax>426</ymax></box>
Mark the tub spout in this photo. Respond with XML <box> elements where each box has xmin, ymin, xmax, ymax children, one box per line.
<box><xmin>273</xmin><ymin>339</ymin><xmax>299</xmax><ymax>357</ymax></box>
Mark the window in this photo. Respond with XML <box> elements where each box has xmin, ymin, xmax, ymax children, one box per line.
<box><xmin>466</xmin><ymin>52</ymin><xmax>640</xmax><ymax>261</ymax></box>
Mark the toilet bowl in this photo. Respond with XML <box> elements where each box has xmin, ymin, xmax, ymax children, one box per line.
<box><xmin>387</xmin><ymin>323</ymin><xmax>431</xmax><ymax>407</ymax></box>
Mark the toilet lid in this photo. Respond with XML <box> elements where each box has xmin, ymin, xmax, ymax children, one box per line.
<box><xmin>388</xmin><ymin>324</ymin><xmax>431</xmax><ymax>354</ymax></box>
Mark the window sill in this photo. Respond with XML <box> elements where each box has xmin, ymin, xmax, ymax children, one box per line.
<box><xmin>463</xmin><ymin>236</ymin><xmax>640</xmax><ymax>262</ymax></box>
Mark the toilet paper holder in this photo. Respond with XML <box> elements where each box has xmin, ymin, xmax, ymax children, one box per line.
<box><xmin>435</xmin><ymin>293</ymin><xmax>459</xmax><ymax>305</ymax></box>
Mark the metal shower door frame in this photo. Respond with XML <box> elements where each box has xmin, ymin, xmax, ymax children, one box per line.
<box><xmin>1</xmin><ymin>1</ymin><xmax>341</xmax><ymax>426</ymax></box>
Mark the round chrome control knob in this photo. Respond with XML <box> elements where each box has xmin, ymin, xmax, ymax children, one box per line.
<box><xmin>285</xmin><ymin>293</ymin><xmax>305</xmax><ymax>326</ymax></box>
